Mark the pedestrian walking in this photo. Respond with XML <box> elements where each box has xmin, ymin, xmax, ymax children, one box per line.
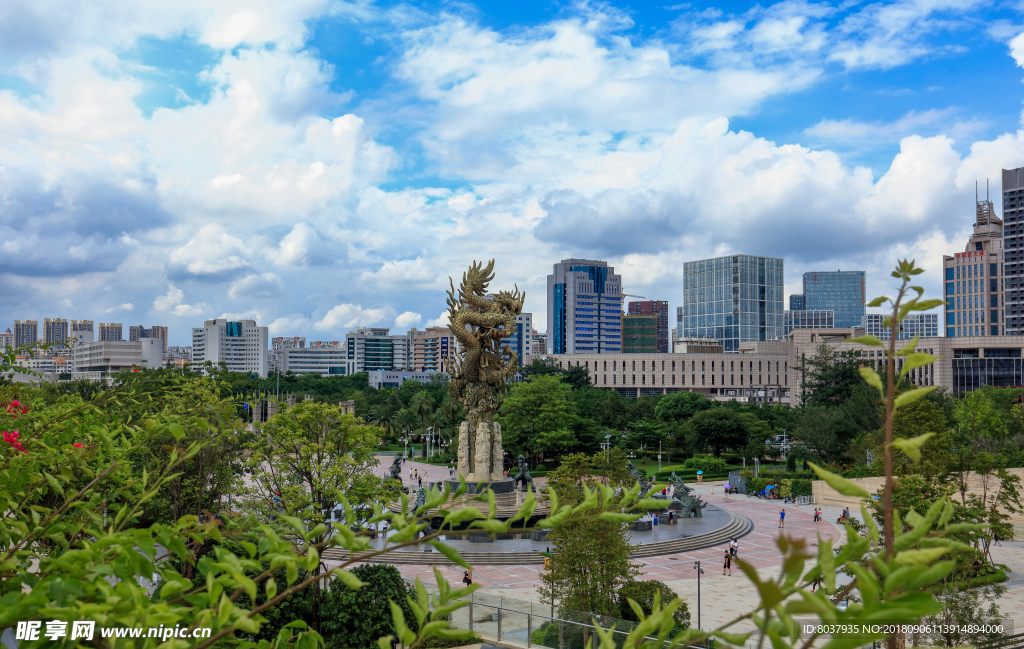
<box><xmin>653</xmin><ymin>512</ymin><xmax>659</xmax><ymax>531</ymax></box>
<box><xmin>414</xmin><ymin>469</ymin><xmax>418</xmax><ymax>480</ymax></box>
<box><xmin>779</xmin><ymin>508</ymin><xmax>786</xmax><ymax>529</ymax></box>
<box><xmin>418</xmin><ymin>476</ymin><xmax>422</xmax><ymax>487</ymax></box>
<box><xmin>462</xmin><ymin>571</ymin><xmax>472</xmax><ymax>586</ymax></box>
<box><xmin>668</xmin><ymin>510</ymin><xmax>675</xmax><ymax>526</ymax></box>
<box><xmin>729</xmin><ymin>537</ymin><xmax>738</xmax><ymax>558</ymax></box>
<box><xmin>369</xmin><ymin>521</ymin><xmax>377</xmax><ymax>540</ymax></box>
<box><xmin>994</xmin><ymin>531</ymin><xmax>1002</xmax><ymax>546</ymax></box>
<box><xmin>723</xmin><ymin>550</ymin><xmax>732</xmax><ymax>576</ymax></box>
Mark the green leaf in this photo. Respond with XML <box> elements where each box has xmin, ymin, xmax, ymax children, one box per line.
<box><xmin>599</xmin><ymin>512</ymin><xmax>641</xmax><ymax>523</ymax></box>
<box><xmin>429</xmin><ymin>541</ymin><xmax>471</xmax><ymax>569</ymax></box>
<box><xmin>894</xmin><ymin>547</ymin><xmax>949</xmax><ymax>566</ymax></box>
<box><xmin>807</xmin><ymin>462</ymin><xmax>869</xmax><ymax>498</ymax></box>
<box><xmin>899</xmin><ymin>352</ymin><xmax>936</xmax><ymax>379</ymax></box>
<box><xmin>890</xmin><ymin>433</ymin><xmax>935</xmax><ymax>464</ymax></box>
<box><xmin>265</xmin><ymin>578</ymin><xmax>277</xmax><ymax>600</ymax></box>
<box><xmin>896</xmin><ymin>335</ymin><xmax>919</xmax><ymax>356</ymax></box>
<box><xmin>849</xmin><ymin>335</ymin><xmax>885</xmax><ymax>347</ymax></box>
<box><xmin>893</xmin><ymin>385</ymin><xmax>937</xmax><ymax>409</ymax></box>
<box><xmin>334</xmin><ymin>568</ymin><xmax>366</xmax><ymax>590</ymax></box>
<box><xmin>867</xmin><ymin>296</ymin><xmax>889</xmax><ymax>308</ymax></box>
<box><xmin>858</xmin><ymin>366</ymin><xmax>884</xmax><ymax>395</ymax></box>
<box><xmin>286</xmin><ymin>561</ymin><xmax>298</xmax><ymax>586</ymax></box>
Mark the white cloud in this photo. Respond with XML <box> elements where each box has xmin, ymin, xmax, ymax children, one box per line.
<box><xmin>1010</xmin><ymin>31</ymin><xmax>1024</xmax><ymax>67</ymax></box>
<box><xmin>424</xmin><ymin>310</ymin><xmax>452</xmax><ymax>328</ymax></box>
<box><xmin>102</xmin><ymin>302</ymin><xmax>134</xmax><ymax>313</ymax></box>
<box><xmin>168</xmin><ymin>225</ymin><xmax>250</xmax><ymax>275</ymax></box>
<box><xmin>153</xmin><ymin>283</ymin><xmax>204</xmax><ymax>317</ymax></box>
<box><xmin>228</xmin><ymin>273</ymin><xmax>282</xmax><ymax>299</ymax></box>
<box><xmin>395</xmin><ymin>311</ymin><xmax>422</xmax><ymax>329</ymax></box>
<box><xmin>360</xmin><ymin>257</ymin><xmax>440</xmax><ymax>288</ymax></box>
<box><xmin>315</xmin><ymin>303</ymin><xmax>393</xmax><ymax>332</ymax></box>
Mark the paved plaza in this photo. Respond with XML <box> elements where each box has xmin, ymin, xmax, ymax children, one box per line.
<box><xmin>346</xmin><ymin>456</ymin><xmax>1024</xmax><ymax>634</ymax></box>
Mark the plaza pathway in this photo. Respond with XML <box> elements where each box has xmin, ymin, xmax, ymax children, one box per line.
<box><xmin>348</xmin><ymin>460</ymin><xmax>1024</xmax><ymax>634</ymax></box>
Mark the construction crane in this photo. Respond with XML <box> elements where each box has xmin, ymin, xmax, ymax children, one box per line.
<box><xmin>623</xmin><ymin>293</ymin><xmax>646</xmax><ymax>300</ymax></box>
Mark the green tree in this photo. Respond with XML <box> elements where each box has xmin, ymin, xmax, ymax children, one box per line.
<box><xmin>243</xmin><ymin>400</ymin><xmax>384</xmax><ymax>630</ymax></box>
<box><xmin>686</xmin><ymin>409</ymin><xmax>749</xmax><ymax>457</ymax></box>
<box><xmin>411</xmin><ymin>392</ymin><xmax>434</xmax><ymax>458</ymax></box>
<box><xmin>655</xmin><ymin>390</ymin><xmax>712</xmax><ymax>423</ymax></box>
<box><xmin>132</xmin><ymin>377</ymin><xmax>245</xmax><ymax>529</ymax></box>
<box><xmin>369</xmin><ymin>403</ymin><xmax>400</xmax><ymax>444</ymax></box>
<box><xmin>617</xmin><ymin>580</ymin><xmax>690</xmax><ymax>630</ymax></box>
<box><xmin>321</xmin><ymin>564</ymin><xmax>415</xmax><ymax>649</ymax></box>
<box><xmin>799</xmin><ymin>343</ymin><xmax>865</xmax><ymax>407</ymax></box>
<box><xmin>540</xmin><ymin>451</ymin><xmax>640</xmax><ymax>621</ymax></box>
<box><xmin>497</xmin><ymin>374</ymin><xmax>580</xmax><ymax>464</ymax></box>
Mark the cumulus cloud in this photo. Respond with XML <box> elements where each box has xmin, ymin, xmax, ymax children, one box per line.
<box><xmin>395</xmin><ymin>311</ymin><xmax>422</xmax><ymax>329</ymax></box>
<box><xmin>315</xmin><ymin>304</ymin><xmax>393</xmax><ymax>332</ymax></box>
<box><xmin>228</xmin><ymin>273</ymin><xmax>282</xmax><ymax>299</ymax></box>
<box><xmin>424</xmin><ymin>311</ymin><xmax>450</xmax><ymax>328</ymax></box>
<box><xmin>168</xmin><ymin>225</ymin><xmax>250</xmax><ymax>276</ymax></box>
<box><xmin>153</xmin><ymin>283</ymin><xmax>205</xmax><ymax>317</ymax></box>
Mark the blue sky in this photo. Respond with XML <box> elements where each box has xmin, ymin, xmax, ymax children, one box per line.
<box><xmin>3</xmin><ymin>0</ymin><xmax>1024</xmax><ymax>344</ymax></box>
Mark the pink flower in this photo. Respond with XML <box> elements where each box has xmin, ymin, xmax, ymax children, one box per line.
<box><xmin>2</xmin><ymin>430</ymin><xmax>27</xmax><ymax>453</ymax></box>
<box><xmin>73</xmin><ymin>443</ymin><xmax>83</xmax><ymax>448</ymax></box>
<box><xmin>4</xmin><ymin>401</ymin><xmax>28</xmax><ymax>416</ymax></box>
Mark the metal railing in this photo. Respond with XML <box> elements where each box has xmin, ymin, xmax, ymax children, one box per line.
<box><xmin>406</xmin><ymin>584</ymin><xmax>755</xmax><ymax>649</ymax></box>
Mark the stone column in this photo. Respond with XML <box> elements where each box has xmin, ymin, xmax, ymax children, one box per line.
<box><xmin>471</xmin><ymin>421</ymin><xmax>493</xmax><ymax>481</ymax></box>
<box><xmin>457</xmin><ymin>421</ymin><xmax>472</xmax><ymax>478</ymax></box>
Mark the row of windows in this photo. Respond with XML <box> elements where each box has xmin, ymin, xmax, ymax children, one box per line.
<box><xmin>948</xmin><ymin>326</ymin><xmax>1000</xmax><ymax>337</ymax></box>
<box><xmin>564</xmin><ymin>358</ymin><xmax>788</xmax><ymax>373</ymax></box>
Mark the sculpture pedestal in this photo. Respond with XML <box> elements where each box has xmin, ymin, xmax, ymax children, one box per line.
<box><xmin>445</xmin><ymin>477</ymin><xmax>516</xmax><ymax>494</ymax></box>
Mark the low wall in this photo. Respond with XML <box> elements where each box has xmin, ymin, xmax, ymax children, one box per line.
<box><xmin>811</xmin><ymin>468</ymin><xmax>1024</xmax><ymax>535</ymax></box>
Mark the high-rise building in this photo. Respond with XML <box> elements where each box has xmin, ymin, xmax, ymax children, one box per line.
<box><xmin>43</xmin><ymin>318</ymin><xmax>69</xmax><ymax>345</ymax></box>
<box><xmin>309</xmin><ymin>340</ymin><xmax>342</xmax><ymax>349</ymax></box>
<box><xmin>862</xmin><ymin>313</ymin><xmax>939</xmax><ymax>340</ymax></box>
<box><xmin>13</xmin><ymin>320</ymin><xmax>38</xmax><ymax>347</ymax></box>
<box><xmin>271</xmin><ymin>336</ymin><xmax>306</xmax><ymax>351</ymax></box>
<box><xmin>98</xmin><ymin>323</ymin><xmax>123</xmax><ymax>342</ymax></box>
<box><xmin>1003</xmin><ymin>168</ymin><xmax>1024</xmax><ymax>333</ymax></box>
<box><xmin>678</xmin><ymin>255</ymin><xmax>784</xmax><ymax>352</ymax></box>
<box><xmin>943</xmin><ymin>191</ymin><xmax>1004</xmax><ymax>338</ymax></box>
<box><xmin>794</xmin><ymin>271</ymin><xmax>865</xmax><ymax>328</ymax></box>
<box><xmin>71</xmin><ymin>320</ymin><xmax>94</xmax><ymax>344</ymax></box>
<box><xmin>409</xmin><ymin>326</ymin><xmax>455</xmax><ymax>373</ymax></box>
<box><xmin>789</xmin><ymin>295</ymin><xmax>806</xmax><ymax>310</ymax></box>
<box><xmin>623</xmin><ymin>315</ymin><xmax>657</xmax><ymax>353</ymax></box>
<box><xmin>783</xmin><ymin>310</ymin><xmax>834</xmax><ymax>335</ymax></box>
<box><xmin>532</xmin><ymin>331</ymin><xmax>547</xmax><ymax>356</ymax></box>
<box><xmin>345</xmin><ymin>327</ymin><xmax>409</xmax><ymax>372</ymax></box>
<box><xmin>73</xmin><ymin>338</ymin><xmax>164</xmax><ymax>382</ymax></box>
<box><xmin>546</xmin><ymin>258</ymin><xmax>623</xmax><ymax>354</ymax></box>
<box><xmin>191</xmin><ymin>319</ymin><xmax>269</xmax><ymax>377</ymax></box>
<box><xmin>627</xmin><ymin>300</ymin><xmax>669</xmax><ymax>353</ymax></box>
<box><xmin>273</xmin><ymin>348</ymin><xmax>354</xmax><ymax>377</ymax></box>
<box><xmin>498</xmin><ymin>314</ymin><xmax>533</xmax><ymax>369</ymax></box>
<box><xmin>0</xmin><ymin>328</ymin><xmax>12</xmax><ymax>350</ymax></box>
<box><xmin>129</xmin><ymin>325</ymin><xmax>168</xmax><ymax>351</ymax></box>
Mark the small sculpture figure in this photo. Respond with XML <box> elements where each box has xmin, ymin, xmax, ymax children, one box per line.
<box><xmin>513</xmin><ymin>454</ymin><xmax>532</xmax><ymax>492</ymax></box>
<box><xmin>413</xmin><ymin>486</ymin><xmax>433</xmax><ymax>535</ymax></box>
<box><xmin>627</xmin><ymin>460</ymin><xmax>653</xmax><ymax>498</ymax></box>
<box><xmin>386</xmin><ymin>455</ymin><xmax>403</xmax><ymax>481</ymax></box>
<box><xmin>668</xmin><ymin>471</ymin><xmax>693</xmax><ymax>496</ymax></box>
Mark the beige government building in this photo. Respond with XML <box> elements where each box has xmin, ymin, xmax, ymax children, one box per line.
<box><xmin>545</xmin><ymin>328</ymin><xmax>1018</xmax><ymax>404</ymax></box>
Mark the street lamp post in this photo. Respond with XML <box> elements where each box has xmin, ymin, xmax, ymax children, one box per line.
<box><xmin>693</xmin><ymin>561</ymin><xmax>704</xmax><ymax>630</ymax></box>
<box><xmin>659</xmin><ymin>440</ymin><xmax>662</xmax><ymax>472</ymax></box>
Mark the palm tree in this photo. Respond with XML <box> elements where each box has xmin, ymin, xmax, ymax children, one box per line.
<box><xmin>410</xmin><ymin>392</ymin><xmax>434</xmax><ymax>459</ymax></box>
<box><xmin>397</xmin><ymin>409</ymin><xmax>418</xmax><ymax>456</ymax></box>
<box><xmin>368</xmin><ymin>403</ymin><xmax>398</xmax><ymax>444</ymax></box>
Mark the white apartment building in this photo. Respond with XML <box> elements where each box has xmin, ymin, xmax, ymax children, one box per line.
<box><xmin>273</xmin><ymin>348</ymin><xmax>355</xmax><ymax>377</ymax></box>
<box><xmin>368</xmin><ymin>369</ymin><xmax>441</xmax><ymax>390</ymax></box>
<box><xmin>345</xmin><ymin>327</ymin><xmax>409</xmax><ymax>372</ymax></box>
<box><xmin>72</xmin><ymin>339</ymin><xmax>164</xmax><ymax>382</ymax></box>
<box><xmin>192</xmin><ymin>319</ymin><xmax>269</xmax><ymax>378</ymax></box>
<box><xmin>408</xmin><ymin>326</ymin><xmax>454</xmax><ymax>373</ymax></box>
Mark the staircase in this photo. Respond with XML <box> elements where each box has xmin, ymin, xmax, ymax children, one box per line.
<box><xmin>321</xmin><ymin>511</ymin><xmax>753</xmax><ymax>566</ymax></box>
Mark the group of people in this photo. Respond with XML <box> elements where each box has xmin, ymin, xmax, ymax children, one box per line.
<box><xmin>836</xmin><ymin>507</ymin><xmax>852</xmax><ymax>524</ymax></box>
<box><xmin>722</xmin><ymin>537</ymin><xmax>739</xmax><ymax>575</ymax></box>
<box><xmin>650</xmin><ymin>510</ymin><xmax>677</xmax><ymax>529</ymax></box>
<box><xmin>812</xmin><ymin>508</ymin><xmax>822</xmax><ymax>522</ymax></box>
<box><xmin>408</xmin><ymin>468</ymin><xmax>429</xmax><ymax>487</ymax></box>
<box><xmin>368</xmin><ymin>520</ymin><xmax>388</xmax><ymax>540</ymax></box>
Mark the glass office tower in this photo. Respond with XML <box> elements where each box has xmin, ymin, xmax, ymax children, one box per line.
<box><xmin>801</xmin><ymin>271</ymin><xmax>865</xmax><ymax>328</ymax></box>
<box><xmin>679</xmin><ymin>255</ymin><xmax>784</xmax><ymax>352</ymax></box>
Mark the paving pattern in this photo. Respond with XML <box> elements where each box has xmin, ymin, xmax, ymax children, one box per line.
<box><xmin>331</xmin><ymin>462</ymin><xmax>1024</xmax><ymax>638</ymax></box>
